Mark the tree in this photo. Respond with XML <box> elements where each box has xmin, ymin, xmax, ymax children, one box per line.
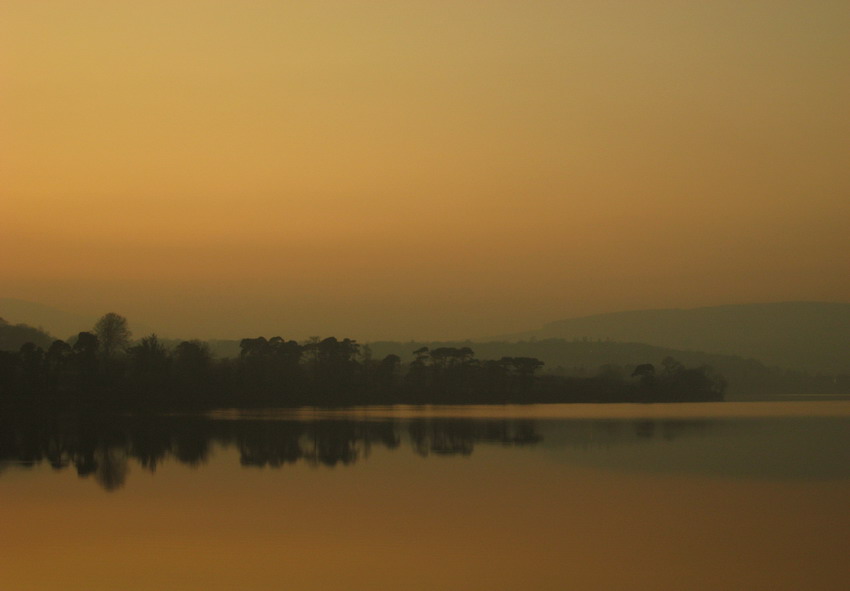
<box><xmin>501</xmin><ymin>356</ymin><xmax>545</xmax><ymax>397</ymax></box>
<box><xmin>631</xmin><ymin>363</ymin><xmax>655</xmax><ymax>379</ymax></box>
<box><xmin>71</xmin><ymin>331</ymin><xmax>100</xmax><ymax>390</ymax></box>
<box><xmin>128</xmin><ymin>334</ymin><xmax>170</xmax><ymax>376</ymax></box>
<box><xmin>45</xmin><ymin>340</ymin><xmax>72</xmax><ymax>392</ymax></box>
<box><xmin>508</xmin><ymin>356</ymin><xmax>545</xmax><ymax>379</ymax></box>
<box><xmin>631</xmin><ymin>363</ymin><xmax>656</xmax><ymax>388</ymax></box>
<box><xmin>94</xmin><ymin>313</ymin><xmax>131</xmax><ymax>359</ymax></box>
<box><xmin>661</xmin><ymin>357</ymin><xmax>685</xmax><ymax>378</ymax></box>
<box><xmin>18</xmin><ymin>342</ymin><xmax>46</xmax><ymax>393</ymax></box>
<box><xmin>174</xmin><ymin>340</ymin><xmax>214</xmax><ymax>398</ymax></box>
<box><xmin>175</xmin><ymin>340</ymin><xmax>212</xmax><ymax>374</ymax></box>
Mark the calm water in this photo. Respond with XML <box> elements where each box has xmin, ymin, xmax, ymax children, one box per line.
<box><xmin>2</xmin><ymin>402</ymin><xmax>849</xmax><ymax>590</ymax></box>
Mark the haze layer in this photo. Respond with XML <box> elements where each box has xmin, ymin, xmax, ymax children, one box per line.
<box><xmin>3</xmin><ymin>1</ymin><xmax>848</xmax><ymax>339</ymax></box>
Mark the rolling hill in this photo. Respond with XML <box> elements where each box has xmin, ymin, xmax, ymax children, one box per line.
<box><xmin>492</xmin><ymin>302</ymin><xmax>850</xmax><ymax>374</ymax></box>
<box><xmin>0</xmin><ymin>298</ymin><xmax>96</xmax><ymax>341</ymax></box>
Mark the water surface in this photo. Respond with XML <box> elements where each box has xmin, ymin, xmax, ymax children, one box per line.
<box><xmin>1</xmin><ymin>402</ymin><xmax>848</xmax><ymax>590</ymax></box>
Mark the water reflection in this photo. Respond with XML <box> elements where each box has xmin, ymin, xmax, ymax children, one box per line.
<box><xmin>0</xmin><ymin>414</ymin><xmax>543</xmax><ymax>490</ymax></box>
<box><xmin>2</xmin><ymin>407</ymin><xmax>850</xmax><ymax>490</ymax></box>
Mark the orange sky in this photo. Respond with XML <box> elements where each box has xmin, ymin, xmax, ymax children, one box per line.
<box><xmin>2</xmin><ymin>1</ymin><xmax>848</xmax><ymax>340</ymax></box>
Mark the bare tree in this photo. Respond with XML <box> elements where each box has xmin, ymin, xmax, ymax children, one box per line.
<box><xmin>94</xmin><ymin>313</ymin><xmax>131</xmax><ymax>359</ymax></box>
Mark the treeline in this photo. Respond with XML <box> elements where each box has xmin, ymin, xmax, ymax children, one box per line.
<box><xmin>0</xmin><ymin>313</ymin><xmax>726</xmax><ymax>410</ymax></box>
<box><xmin>368</xmin><ymin>339</ymin><xmax>850</xmax><ymax>399</ymax></box>
<box><xmin>195</xmin><ymin>336</ymin><xmax>850</xmax><ymax>398</ymax></box>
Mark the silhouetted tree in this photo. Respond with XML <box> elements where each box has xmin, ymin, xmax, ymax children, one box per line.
<box><xmin>377</xmin><ymin>354</ymin><xmax>401</xmax><ymax>392</ymax></box>
<box><xmin>313</xmin><ymin>337</ymin><xmax>360</xmax><ymax>403</ymax></box>
<box><xmin>508</xmin><ymin>357</ymin><xmax>544</xmax><ymax>379</ymax></box>
<box><xmin>128</xmin><ymin>334</ymin><xmax>171</xmax><ymax>397</ymax></box>
<box><xmin>71</xmin><ymin>331</ymin><xmax>100</xmax><ymax>392</ymax></box>
<box><xmin>661</xmin><ymin>357</ymin><xmax>685</xmax><ymax>378</ymax></box>
<box><xmin>45</xmin><ymin>340</ymin><xmax>72</xmax><ymax>393</ymax></box>
<box><xmin>18</xmin><ymin>342</ymin><xmax>46</xmax><ymax>394</ymax></box>
<box><xmin>631</xmin><ymin>363</ymin><xmax>656</xmax><ymax>388</ymax></box>
<box><xmin>174</xmin><ymin>340</ymin><xmax>212</xmax><ymax>373</ymax></box>
<box><xmin>0</xmin><ymin>350</ymin><xmax>18</xmax><ymax>398</ymax></box>
<box><xmin>173</xmin><ymin>340</ymin><xmax>213</xmax><ymax>400</ymax></box>
<box><xmin>94</xmin><ymin>313</ymin><xmax>131</xmax><ymax>360</ymax></box>
<box><xmin>631</xmin><ymin>363</ymin><xmax>655</xmax><ymax>379</ymax></box>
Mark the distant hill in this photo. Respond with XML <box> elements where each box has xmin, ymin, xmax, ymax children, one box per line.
<box><xmin>0</xmin><ymin>317</ymin><xmax>55</xmax><ymax>351</ymax></box>
<box><xmin>0</xmin><ymin>298</ymin><xmax>158</xmax><ymax>342</ymax></box>
<box><xmin>0</xmin><ymin>298</ymin><xmax>96</xmax><ymax>341</ymax></box>
<box><xmin>492</xmin><ymin>302</ymin><xmax>850</xmax><ymax>374</ymax></box>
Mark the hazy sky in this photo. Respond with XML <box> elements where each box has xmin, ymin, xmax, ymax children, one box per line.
<box><xmin>2</xmin><ymin>1</ymin><xmax>848</xmax><ymax>340</ymax></box>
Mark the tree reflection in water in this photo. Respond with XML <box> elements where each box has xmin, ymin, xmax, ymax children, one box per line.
<box><xmin>0</xmin><ymin>414</ymin><xmax>548</xmax><ymax>490</ymax></box>
<box><xmin>0</xmin><ymin>412</ymin><xmax>719</xmax><ymax>490</ymax></box>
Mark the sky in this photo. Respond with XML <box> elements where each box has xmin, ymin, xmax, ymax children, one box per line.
<box><xmin>2</xmin><ymin>1</ymin><xmax>848</xmax><ymax>341</ymax></box>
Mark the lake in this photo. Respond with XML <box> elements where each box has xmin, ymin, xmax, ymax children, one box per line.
<box><xmin>2</xmin><ymin>401</ymin><xmax>849</xmax><ymax>590</ymax></box>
